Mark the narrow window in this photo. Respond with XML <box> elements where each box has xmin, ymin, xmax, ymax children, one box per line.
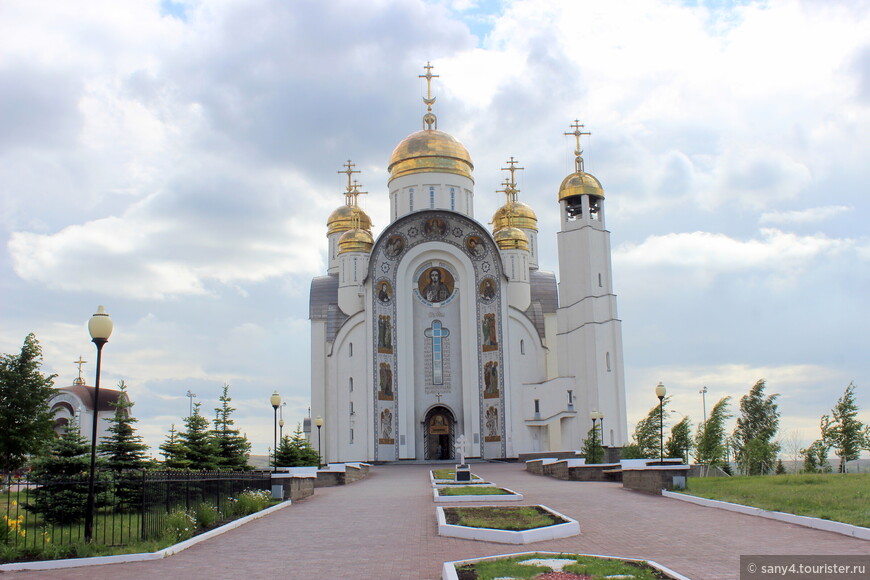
<box><xmin>353</xmin><ymin>257</ymin><xmax>357</xmax><ymax>281</ymax></box>
<box><xmin>349</xmin><ymin>377</ymin><xmax>353</xmax><ymax>391</ymax></box>
<box><xmin>534</xmin><ymin>399</ymin><xmax>540</xmax><ymax>414</ymax></box>
<box><xmin>520</xmin><ymin>339</ymin><xmax>525</xmax><ymax>355</ymax></box>
<box><xmin>349</xmin><ymin>343</ymin><xmax>353</xmax><ymax>357</ymax></box>
<box><xmin>606</xmin><ymin>352</ymin><xmax>611</xmax><ymax>372</ymax></box>
<box><xmin>598</xmin><ymin>273</ymin><xmax>602</xmax><ymax>287</ymax></box>
<box><xmin>350</xmin><ymin>428</ymin><xmax>354</xmax><ymax>444</ymax></box>
<box><xmin>409</xmin><ymin>188</ymin><xmax>414</xmax><ymax>211</ymax></box>
<box><xmin>429</xmin><ymin>186</ymin><xmax>435</xmax><ymax>208</ymax></box>
<box><xmin>450</xmin><ymin>188</ymin><xmax>455</xmax><ymax>210</ymax></box>
<box><xmin>349</xmin><ymin>401</ymin><xmax>354</xmax><ymax>415</ymax></box>
<box><xmin>567</xmin><ymin>390</ymin><xmax>573</xmax><ymax>405</ymax></box>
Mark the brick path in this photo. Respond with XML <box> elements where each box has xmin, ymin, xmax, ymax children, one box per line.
<box><xmin>8</xmin><ymin>463</ymin><xmax>866</xmax><ymax>580</ymax></box>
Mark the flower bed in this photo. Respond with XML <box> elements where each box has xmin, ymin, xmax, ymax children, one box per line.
<box><xmin>433</xmin><ymin>486</ymin><xmax>523</xmax><ymax>503</ymax></box>
<box><xmin>437</xmin><ymin>505</ymin><xmax>579</xmax><ymax>544</ymax></box>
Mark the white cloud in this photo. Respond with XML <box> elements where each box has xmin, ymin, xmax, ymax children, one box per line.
<box><xmin>760</xmin><ymin>205</ymin><xmax>852</xmax><ymax>225</ymax></box>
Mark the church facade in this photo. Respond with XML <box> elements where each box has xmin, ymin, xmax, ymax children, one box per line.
<box><xmin>309</xmin><ymin>66</ymin><xmax>627</xmax><ymax>462</ymax></box>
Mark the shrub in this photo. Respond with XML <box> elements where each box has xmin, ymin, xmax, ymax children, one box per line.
<box><xmin>162</xmin><ymin>509</ymin><xmax>197</xmax><ymax>542</ymax></box>
<box><xmin>194</xmin><ymin>502</ymin><xmax>220</xmax><ymax>529</ymax></box>
<box><xmin>230</xmin><ymin>489</ymin><xmax>271</xmax><ymax>517</ymax></box>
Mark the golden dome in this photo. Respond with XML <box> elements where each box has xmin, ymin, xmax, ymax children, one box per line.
<box><xmin>558</xmin><ymin>171</ymin><xmax>604</xmax><ymax>202</ymax></box>
<box><xmin>388</xmin><ymin>130</ymin><xmax>474</xmax><ymax>183</ymax></box>
<box><xmin>327</xmin><ymin>205</ymin><xmax>372</xmax><ymax>236</ymax></box>
<box><xmin>493</xmin><ymin>226</ymin><xmax>529</xmax><ymax>251</ymax></box>
<box><xmin>492</xmin><ymin>202</ymin><xmax>538</xmax><ymax>232</ymax></box>
<box><xmin>337</xmin><ymin>228</ymin><xmax>374</xmax><ymax>255</ymax></box>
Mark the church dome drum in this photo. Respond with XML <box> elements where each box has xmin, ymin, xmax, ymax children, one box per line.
<box><xmin>388</xmin><ymin>130</ymin><xmax>474</xmax><ymax>183</ymax></box>
<box><xmin>337</xmin><ymin>228</ymin><xmax>374</xmax><ymax>254</ymax></box>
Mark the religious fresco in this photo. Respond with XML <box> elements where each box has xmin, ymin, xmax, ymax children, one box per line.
<box><xmin>417</xmin><ymin>267</ymin><xmax>454</xmax><ymax>304</ymax></box>
<box><xmin>484</xmin><ymin>406</ymin><xmax>500</xmax><ymax>442</ymax></box>
<box><xmin>483</xmin><ymin>361</ymin><xmax>499</xmax><ymax>398</ymax></box>
<box><xmin>378</xmin><ymin>408</ymin><xmax>394</xmax><ymax>445</ymax></box>
<box><xmin>377</xmin><ymin>315</ymin><xmax>393</xmax><ymax>353</ymax></box>
<box><xmin>376</xmin><ymin>280</ymin><xmax>392</xmax><ymax>304</ymax></box>
<box><xmin>370</xmin><ymin>210</ymin><xmax>506</xmax><ymax>460</ymax></box>
<box><xmin>378</xmin><ymin>362</ymin><xmax>394</xmax><ymax>401</ymax></box>
<box><xmin>481</xmin><ymin>313</ymin><xmax>498</xmax><ymax>352</ymax></box>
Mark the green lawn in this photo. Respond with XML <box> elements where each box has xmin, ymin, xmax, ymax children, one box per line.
<box><xmin>456</xmin><ymin>553</ymin><xmax>665</xmax><ymax>579</ymax></box>
<box><xmin>431</xmin><ymin>469</ymin><xmax>481</xmax><ymax>480</ymax></box>
<box><xmin>438</xmin><ymin>486</ymin><xmax>511</xmax><ymax>496</ymax></box>
<box><xmin>680</xmin><ymin>473</ymin><xmax>870</xmax><ymax>528</ymax></box>
<box><xmin>443</xmin><ymin>506</ymin><xmax>559</xmax><ymax>531</ymax></box>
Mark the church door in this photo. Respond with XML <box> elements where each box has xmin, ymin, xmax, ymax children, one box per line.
<box><xmin>424</xmin><ymin>406</ymin><xmax>454</xmax><ymax>460</ymax></box>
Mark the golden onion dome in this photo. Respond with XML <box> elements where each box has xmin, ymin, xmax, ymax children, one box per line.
<box><xmin>492</xmin><ymin>202</ymin><xmax>538</xmax><ymax>232</ymax></box>
<box><xmin>327</xmin><ymin>205</ymin><xmax>372</xmax><ymax>236</ymax></box>
<box><xmin>493</xmin><ymin>226</ymin><xmax>529</xmax><ymax>252</ymax></box>
<box><xmin>558</xmin><ymin>171</ymin><xmax>604</xmax><ymax>202</ymax></box>
<box><xmin>337</xmin><ymin>228</ymin><xmax>374</xmax><ymax>255</ymax></box>
<box><xmin>388</xmin><ymin>129</ymin><xmax>474</xmax><ymax>183</ymax></box>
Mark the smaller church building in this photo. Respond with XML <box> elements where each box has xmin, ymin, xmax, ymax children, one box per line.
<box><xmin>48</xmin><ymin>357</ymin><xmax>127</xmax><ymax>443</ymax></box>
<box><xmin>309</xmin><ymin>65</ymin><xmax>628</xmax><ymax>462</ymax></box>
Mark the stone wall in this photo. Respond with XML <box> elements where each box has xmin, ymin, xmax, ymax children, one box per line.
<box><xmin>568</xmin><ymin>464</ymin><xmax>621</xmax><ymax>482</ymax></box>
<box><xmin>622</xmin><ymin>468</ymin><xmax>689</xmax><ymax>495</ymax></box>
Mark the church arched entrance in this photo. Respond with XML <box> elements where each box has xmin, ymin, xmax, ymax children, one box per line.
<box><xmin>424</xmin><ymin>406</ymin><xmax>454</xmax><ymax>460</ymax></box>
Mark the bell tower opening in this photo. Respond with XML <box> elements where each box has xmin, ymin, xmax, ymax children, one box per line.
<box><xmin>424</xmin><ymin>406</ymin><xmax>454</xmax><ymax>460</ymax></box>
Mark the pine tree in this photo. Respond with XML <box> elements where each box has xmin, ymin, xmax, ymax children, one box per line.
<box><xmin>733</xmin><ymin>379</ymin><xmax>780</xmax><ymax>475</ymax></box>
<box><xmin>666</xmin><ymin>416</ymin><xmax>693</xmax><ymax>463</ymax></box>
<box><xmin>580</xmin><ymin>425</ymin><xmax>605</xmax><ymax>464</ymax></box>
<box><xmin>823</xmin><ymin>382</ymin><xmax>870</xmax><ymax>473</ymax></box>
<box><xmin>98</xmin><ymin>380</ymin><xmax>149</xmax><ymax>472</ymax></box>
<box><xmin>177</xmin><ymin>403</ymin><xmax>218</xmax><ymax>470</ymax></box>
<box><xmin>159</xmin><ymin>424</ymin><xmax>190</xmax><ymax>469</ymax></box>
<box><xmin>631</xmin><ymin>396</ymin><xmax>671</xmax><ymax>459</ymax></box>
<box><xmin>211</xmin><ymin>384</ymin><xmax>251</xmax><ymax>471</ymax></box>
<box><xmin>27</xmin><ymin>420</ymin><xmax>99</xmax><ymax>524</ymax></box>
<box><xmin>694</xmin><ymin>397</ymin><xmax>732</xmax><ymax>469</ymax></box>
<box><xmin>775</xmin><ymin>458</ymin><xmax>786</xmax><ymax>475</ymax></box>
<box><xmin>278</xmin><ymin>424</ymin><xmax>320</xmax><ymax>467</ymax></box>
<box><xmin>274</xmin><ymin>435</ymin><xmax>300</xmax><ymax>467</ymax></box>
<box><xmin>0</xmin><ymin>333</ymin><xmax>57</xmax><ymax>472</ymax></box>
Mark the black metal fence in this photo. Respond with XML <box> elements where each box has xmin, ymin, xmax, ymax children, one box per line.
<box><xmin>1</xmin><ymin>471</ymin><xmax>270</xmax><ymax>550</ymax></box>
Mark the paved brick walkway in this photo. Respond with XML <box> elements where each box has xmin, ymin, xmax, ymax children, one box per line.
<box><xmin>8</xmin><ymin>463</ymin><xmax>867</xmax><ymax>579</ymax></box>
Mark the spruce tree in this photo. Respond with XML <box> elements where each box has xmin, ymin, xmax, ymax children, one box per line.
<box><xmin>274</xmin><ymin>435</ymin><xmax>300</xmax><ymax>467</ymax></box>
<box><xmin>666</xmin><ymin>416</ymin><xmax>693</xmax><ymax>463</ymax></box>
<box><xmin>580</xmin><ymin>425</ymin><xmax>605</xmax><ymax>464</ymax></box>
<box><xmin>27</xmin><ymin>420</ymin><xmax>98</xmax><ymax>524</ymax></box>
<box><xmin>823</xmin><ymin>382</ymin><xmax>870</xmax><ymax>473</ymax></box>
<box><xmin>0</xmin><ymin>333</ymin><xmax>57</xmax><ymax>472</ymax></box>
<box><xmin>177</xmin><ymin>403</ymin><xmax>218</xmax><ymax>470</ymax></box>
<box><xmin>733</xmin><ymin>379</ymin><xmax>780</xmax><ymax>475</ymax></box>
<box><xmin>211</xmin><ymin>383</ymin><xmax>251</xmax><ymax>471</ymax></box>
<box><xmin>159</xmin><ymin>424</ymin><xmax>190</xmax><ymax>469</ymax></box>
<box><xmin>631</xmin><ymin>396</ymin><xmax>671</xmax><ymax>459</ymax></box>
<box><xmin>694</xmin><ymin>397</ymin><xmax>731</xmax><ymax>469</ymax></box>
<box><xmin>290</xmin><ymin>423</ymin><xmax>320</xmax><ymax>466</ymax></box>
<box><xmin>98</xmin><ymin>380</ymin><xmax>149</xmax><ymax>472</ymax></box>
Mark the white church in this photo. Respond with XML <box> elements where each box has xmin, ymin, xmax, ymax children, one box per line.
<box><xmin>309</xmin><ymin>64</ymin><xmax>627</xmax><ymax>462</ymax></box>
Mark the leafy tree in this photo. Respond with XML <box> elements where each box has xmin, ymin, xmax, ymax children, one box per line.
<box><xmin>177</xmin><ymin>403</ymin><xmax>219</xmax><ymax>470</ymax></box>
<box><xmin>694</xmin><ymin>397</ymin><xmax>731</xmax><ymax>469</ymax></box>
<box><xmin>733</xmin><ymin>379</ymin><xmax>780</xmax><ymax>475</ymax></box>
<box><xmin>275</xmin><ymin>424</ymin><xmax>320</xmax><ymax>467</ymax></box>
<box><xmin>26</xmin><ymin>420</ymin><xmax>100</xmax><ymax>524</ymax></box>
<box><xmin>801</xmin><ymin>438</ymin><xmax>832</xmax><ymax>473</ymax></box>
<box><xmin>0</xmin><ymin>334</ymin><xmax>57</xmax><ymax>473</ymax></box>
<box><xmin>823</xmin><ymin>382</ymin><xmax>870</xmax><ymax>473</ymax></box>
<box><xmin>211</xmin><ymin>383</ymin><xmax>251</xmax><ymax>471</ymax></box>
<box><xmin>159</xmin><ymin>424</ymin><xmax>190</xmax><ymax>469</ymax></box>
<box><xmin>619</xmin><ymin>443</ymin><xmax>645</xmax><ymax>459</ymax></box>
<box><xmin>666</xmin><ymin>416</ymin><xmax>693</xmax><ymax>464</ymax></box>
<box><xmin>580</xmin><ymin>425</ymin><xmax>605</xmax><ymax>464</ymax></box>
<box><xmin>98</xmin><ymin>380</ymin><xmax>149</xmax><ymax>472</ymax></box>
<box><xmin>631</xmin><ymin>396</ymin><xmax>671</xmax><ymax>459</ymax></box>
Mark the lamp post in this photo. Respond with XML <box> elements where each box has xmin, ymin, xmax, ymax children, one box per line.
<box><xmin>589</xmin><ymin>411</ymin><xmax>599</xmax><ymax>464</ymax></box>
<box><xmin>655</xmin><ymin>382</ymin><xmax>667</xmax><ymax>463</ymax></box>
<box><xmin>85</xmin><ymin>305</ymin><xmax>113</xmax><ymax>542</ymax></box>
<box><xmin>186</xmin><ymin>390</ymin><xmax>196</xmax><ymax>417</ymax></box>
<box><xmin>699</xmin><ymin>385</ymin><xmax>708</xmax><ymax>427</ymax></box>
<box><xmin>599</xmin><ymin>411</ymin><xmax>606</xmax><ymax>461</ymax></box>
<box><xmin>279</xmin><ymin>402</ymin><xmax>286</xmax><ymax>440</ymax></box>
<box><xmin>315</xmin><ymin>415</ymin><xmax>324</xmax><ymax>466</ymax></box>
<box><xmin>270</xmin><ymin>391</ymin><xmax>281</xmax><ymax>472</ymax></box>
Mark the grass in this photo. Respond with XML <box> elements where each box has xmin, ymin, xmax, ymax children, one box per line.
<box><xmin>680</xmin><ymin>473</ymin><xmax>870</xmax><ymax>528</ymax></box>
<box><xmin>443</xmin><ymin>506</ymin><xmax>561</xmax><ymax>531</ymax></box>
<box><xmin>438</xmin><ymin>486</ymin><xmax>511</xmax><ymax>496</ymax></box>
<box><xmin>432</xmin><ymin>469</ymin><xmax>481</xmax><ymax>480</ymax></box>
<box><xmin>455</xmin><ymin>553</ymin><xmax>671</xmax><ymax>580</ymax></box>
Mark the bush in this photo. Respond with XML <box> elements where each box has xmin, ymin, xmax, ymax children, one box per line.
<box><xmin>230</xmin><ymin>489</ymin><xmax>272</xmax><ymax>517</ymax></box>
<box><xmin>194</xmin><ymin>502</ymin><xmax>220</xmax><ymax>529</ymax></box>
<box><xmin>162</xmin><ymin>509</ymin><xmax>197</xmax><ymax>543</ymax></box>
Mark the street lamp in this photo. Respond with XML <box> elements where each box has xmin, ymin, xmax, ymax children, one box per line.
<box><xmin>589</xmin><ymin>411</ymin><xmax>599</xmax><ymax>464</ymax></box>
<box><xmin>85</xmin><ymin>305</ymin><xmax>113</xmax><ymax>542</ymax></box>
<box><xmin>186</xmin><ymin>390</ymin><xmax>196</xmax><ymax>417</ymax></box>
<box><xmin>655</xmin><ymin>382</ymin><xmax>667</xmax><ymax>463</ymax></box>
<box><xmin>315</xmin><ymin>415</ymin><xmax>324</xmax><ymax>465</ymax></box>
<box><xmin>270</xmin><ymin>391</ymin><xmax>281</xmax><ymax>472</ymax></box>
<box><xmin>699</xmin><ymin>386</ymin><xmax>708</xmax><ymax>427</ymax></box>
<box><xmin>599</xmin><ymin>411</ymin><xmax>606</xmax><ymax>460</ymax></box>
<box><xmin>279</xmin><ymin>402</ymin><xmax>286</xmax><ymax>440</ymax></box>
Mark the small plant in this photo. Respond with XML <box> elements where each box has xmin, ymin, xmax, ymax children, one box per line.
<box><xmin>1</xmin><ymin>513</ymin><xmax>26</xmax><ymax>544</ymax></box>
<box><xmin>230</xmin><ymin>488</ymin><xmax>272</xmax><ymax>517</ymax></box>
<box><xmin>194</xmin><ymin>503</ymin><xmax>221</xmax><ymax>529</ymax></box>
<box><xmin>162</xmin><ymin>509</ymin><xmax>197</xmax><ymax>542</ymax></box>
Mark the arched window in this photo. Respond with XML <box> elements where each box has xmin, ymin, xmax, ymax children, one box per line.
<box><xmin>450</xmin><ymin>188</ymin><xmax>455</xmax><ymax>210</ymax></box>
<box><xmin>409</xmin><ymin>188</ymin><xmax>414</xmax><ymax>211</ymax></box>
<box><xmin>349</xmin><ymin>377</ymin><xmax>353</xmax><ymax>392</ymax></box>
<box><xmin>429</xmin><ymin>186</ymin><xmax>435</xmax><ymax>208</ymax></box>
<box><xmin>598</xmin><ymin>273</ymin><xmax>603</xmax><ymax>287</ymax></box>
<box><xmin>520</xmin><ymin>339</ymin><xmax>525</xmax><ymax>355</ymax></box>
<box><xmin>606</xmin><ymin>352</ymin><xmax>611</xmax><ymax>372</ymax></box>
<box><xmin>349</xmin><ymin>342</ymin><xmax>353</xmax><ymax>357</ymax></box>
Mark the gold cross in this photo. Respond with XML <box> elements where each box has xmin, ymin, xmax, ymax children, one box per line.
<box><xmin>73</xmin><ymin>356</ymin><xmax>87</xmax><ymax>384</ymax></box>
<box><xmin>565</xmin><ymin>120</ymin><xmax>591</xmax><ymax>173</ymax></box>
<box><xmin>348</xmin><ymin>180</ymin><xmax>368</xmax><ymax>207</ymax></box>
<box><xmin>501</xmin><ymin>156</ymin><xmax>524</xmax><ymax>189</ymax></box>
<box><xmin>338</xmin><ymin>160</ymin><xmax>360</xmax><ymax>193</ymax></box>
<box><xmin>419</xmin><ymin>62</ymin><xmax>439</xmax><ymax>129</ymax></box>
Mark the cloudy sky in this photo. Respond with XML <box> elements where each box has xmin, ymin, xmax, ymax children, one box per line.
<box><xmin>1</xmin><ymin>0</ymin><xmax>867</xmax><ymax>459</ymax></box>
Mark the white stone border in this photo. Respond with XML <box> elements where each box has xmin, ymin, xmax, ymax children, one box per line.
<box><xmin>432</xmin><ymin>486</ymin><xmax>523</xmax><ymax>502</ymax></box>
<box><xmin>0</xmin><ymin>500</ymin><xmax>292</xmax><ymax>572</ymax></box>
<box><xmin>429</xmin><ymin>470</ymin><xmax>490</xmax><ymax>487</ymax></box>
<box><xmin>663</xmin><ymin>491</ymin><xmax>870</xmax><ymax>541</ymax></box>
<box><xmin>441</xmin><ymin>551</ymin><xmax>690</xmax><ymax>580</ymax></box>
<box><xmin>436</xmin><ymin>505</ymin><xmax>579</xmax><ymax>544</ymax></box>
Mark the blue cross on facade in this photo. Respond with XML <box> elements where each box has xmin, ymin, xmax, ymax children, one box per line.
<box><xmin>424</xmin><ymin>320</ymin><xmax>450</xmax><ymax>385</ymax></box>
